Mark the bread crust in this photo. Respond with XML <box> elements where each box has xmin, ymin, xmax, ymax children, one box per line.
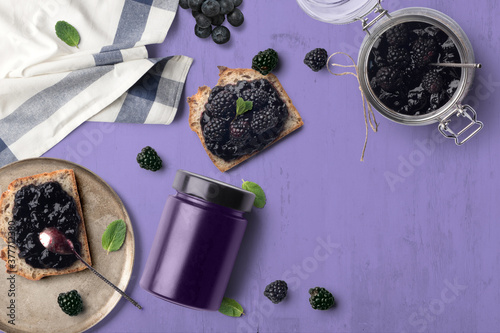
<box><xmin>188</xmin><ymin>66</ymin><xmax>304</xmax><ymax>172</ymax></box>
<box><xmin>0</xmin><ymin>169</ymin><xmax>91</xmax><ymax>280</ymax></box>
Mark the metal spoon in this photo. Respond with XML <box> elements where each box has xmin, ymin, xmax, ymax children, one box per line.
<box><xmin>430</xmin><ymin>63</ymin><xmax>482</xmax><ymax>69</ymax></box>
<box><xmin>39</xmin><ymin>227</ymin><xmax>142</xmax><ymax>310</ymax></box>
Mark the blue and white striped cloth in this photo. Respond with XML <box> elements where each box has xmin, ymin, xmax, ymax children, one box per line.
<box><xmin>0</xmin><ymin>0</ymin><xmax>192</xmax><ymax>166</ymax></box>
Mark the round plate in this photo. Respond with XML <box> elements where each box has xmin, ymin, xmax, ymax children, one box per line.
<box><xmin>0</xmin><ymin>158</ymin><xmax>135</xmax><ymax>333</ymax></box>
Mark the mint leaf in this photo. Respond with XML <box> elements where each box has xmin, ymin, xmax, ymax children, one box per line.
<box><xmin>242</xmin><ymin>180</ymin><xmax>266</xmax><ymax>208</ymax></box>
<box><xmin>218</xmin><ymin>297</ymin><xmax>244</xmax><ymax>317</ymax></box>
<box><xmin>236</xmin><ymin>98</ymin><xmax>253</xmax><ymax>116</ymax></box>
<box><xmin>101</xmin><ymin>219</ymin><xmax>127</xmax><ymax>254</ymax></box>
<box><xmin>55</xmin><ymin>21</ymin><xmax>80</xmax><ymax>48</ymax></box>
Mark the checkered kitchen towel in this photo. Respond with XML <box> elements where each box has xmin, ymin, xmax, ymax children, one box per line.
<box><xmin>0</xmin><ymin>0</ymin><xmax>192</xmax><ymax>166</ymax></box>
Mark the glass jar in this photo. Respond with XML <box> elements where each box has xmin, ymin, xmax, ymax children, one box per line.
<box><xmin>297</xmin><ymin>0</ymin><xmax>483</xmax><ymax>145</ymax></box>
<box><xmin>140</xmin><ymin>170</ymin><xmax>255</xmax><ymax>311</ymax></box>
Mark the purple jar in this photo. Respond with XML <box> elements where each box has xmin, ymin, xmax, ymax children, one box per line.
<box><xmin>140</xmin><ymin>170</ymin><xmax>255</xmax><ymax>311</ymax></box>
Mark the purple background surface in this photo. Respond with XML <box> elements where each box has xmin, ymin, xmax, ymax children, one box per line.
<box><xmin>43</xmin><ymin>0</ymin><xmax>500</xmax><ymax>332</ymax></box>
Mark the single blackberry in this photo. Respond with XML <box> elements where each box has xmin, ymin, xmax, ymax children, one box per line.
<box><xmin>422</xmin><ymin>70</ymin><xmax>444</xmax><ymax>94</ymax></box>
<box><xmin>264</xmin><ymin>280</ymin><xmax>288</xmax><ymax>304</ymax></box>
<box><xmin>308</xmin><ymin>287</ymin><xmax>334</xmax><ymax>310</ymax></box>
<box><xmin>195</xmin><ymin>14</ymin><xmax>211</xmax><ymax>29</ymax></box>
<box><xmin>251</xmin><ymin>108</ymin><xmax>279</xmax><ymax>134</ymax></box>
<box><xmin>201</xmin><ymin>0</ymin><xmax>220</xmax><ymax>17</ymax></box>
<box><xmin>179</xmin><ymin>0</ymin><xmax>189</xmax><ymax>9</ymax></box>
<box><xmin>219</xmin><ymin>0</ymin><xmax>234</xmax><ymax>15</ymax></box>
<box><xmin>195</xmin><ymin>24</ymin><xmax>212</xmax><ymax>38</ymax></box>
<box><xmin>212</xmin><ymin>26</ymin><xmax>231</xmax><ymax>44</ymax></box>
<box><xmin>230</xmin><ymin>116</ymin><xmax>251</xmax><ymax>140</ymax></box>
<box><xmin>375</xmin><ymin>67</ymin><xmax>403</xmax><ymax>93</ymax></box>
<box><xmin>136</xmin><ymin>146</ymin><xmax>162</xmax><ymax>171</ymax></box>
<box><xmin>386</xmin><ymin>46</ymin><xmax>410</xmax><ymax>69</ymax></box>
<box><xmin>58</xmin><ymin>290</ymin><xmax>84</xmax><ymax>316</ymax></box>
<box><xmin>203</xmin><ymin>117</ymin><xmax>229</xmax><ymax>142</ymax></box>
<box><xmin>206</xmin><ymin>90</ymin><xmax>237</xmax><ymax>119</ymax></box>
<box><xmin>211</xmin><ymin>14</ymin><xmax>225</xmax><ymax>26</ymax></box>
<box><xmin>252</xmin><ymin>49</ymin><xmax>279</xmax><ymax>76</ymax></box>
<box><xmin>304</xmin><ymin>48</ymin><xmax>328</xmax><ymax>72</ymax></box>
<box><xmin>240</xmin><ymin>88</ymin><xmax>269</xmax><ymax>108</ymax></box>
<box><xmin>232</xmin><ymin>0</ymin><xmax>243</xmax><ymax>7</ymax></box>
<box><xmin>385</xmin><ymin>24</ymin><xmax>408</xmax><ymax>47</ymax></box>
<box><xmin>208</xmin><ymin>85</ymin><xmax>225</xmax><ymax>102</ymax></box>
<box><xmin>227</xmin><ymin>8</ymin><xmax>244</xmax><ymax>27</ymax></box>
<box><xmin>412</xmin><ymin>37</ymin><xmax>438</xmax><ymax>67</ymax></box>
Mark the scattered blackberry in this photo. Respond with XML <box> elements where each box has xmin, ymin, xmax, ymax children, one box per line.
<box><xmin>375</xmin><ymin>67</ymin><xmax>403</xmax><ymax>93</ymax></box>
<box><xmin>179</xmin><ymin>0</ymin><xmax>189</xmax><ymax>9</ymax></box>
<box><xmin>206</xmin><ymin>90</ymin><xmax>237</xmax><ymax>118</ymax></box>
<box><xmin>212</xmin><ymin>25</ymin><xmax>231</xmax><ymax>44</ymax></box>
<box><xmin>58</xmin><ymin>290</ymin><xmax>84</xmax><ymax>316</ymax></box>
<box><xmin>422</xmin><ymin>70</ymin><xmax>444</xmax><ymax>94</ymax></box>
<box><xmin>203</xmin><ymin>117</ymin><xmax>229</xmax><ymax>142</ymax></box>
<box><xmin>230</xmin><ymin>116</ymin><xmax>251</xmax><ymax>140</ymax></box>
<box><xmin>308</xmin><ymin>287</ymin><xmax>335</xmax><ymax>310</ymax></box>
<box><xmin>264</xmin><ymin>280</ymin><xmax>288</xmax><ymax>304</ymax></box>
<box><xmin>240</xmin><ymin>88</ymin><xmax>269</xmax><ymax>108</ymax></box>
<box><xmin>137</xmin><ymin>146</ymin><xmax>162</xmax><ymax>171</ymax></box>
<box><xmin>412</xmin><ymin>37</ymin><xmax>438</xmax><ymax>67</ymax></box>
<box><xmin>195</xmin><ymin>24</ymin><xmax>212</xmax><ymax>38</ymax></box>
<box><xmin>227</xmin><ymin>8</ymin><xmax>244</xmax><ymax>27</ymax></box>
<box><xmin>252</xmin><ymin>48</ymin><xmax>279</xmax><ymax>75</ymax></box>
<box><xmin>219</xmin><ymin>0</ymin><xmax>234</xmax><ymax>15</ymax></box>
<box><xmin>385</xmin><ymin>24</ymin><xmax>408</xmax><ymax>47</ymax></box>
<box><xmin>188</xmin><ymin>0</ymin><xmax>203</xmax><ymax>10</ymax></box>
<box><xmin>201</xmin><ymin>0</ymin><xmax>220</xmax><ymax>17</ymax></box>
<box><xmin>386</xmin><ymin>46</ymin><xmax>410</xmax><ymax>69</ymax></box>
<box><xmin>251</xmin><ymin>108</ymin><xmax>279</xmax><ymax>134</ymax></box>
<box><xmin>211</xmin><ymin>14</ymin><xmax>225</xmax><ymax>26</ymax></box>
<box><xmin>304</xmin><ymin>48</ymin><xmax>328</xmax><ymax>72</ymax></box>
<box><xmin>195</xmin><ymin>14</ymin><xmax>212</xmax><ymax>28</ymax></box>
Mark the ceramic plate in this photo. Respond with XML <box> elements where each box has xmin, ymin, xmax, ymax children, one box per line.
<box><xmin>0</xmin><ymin>158</ymin><xmax>135</xmax><ymax>333</ymax></box>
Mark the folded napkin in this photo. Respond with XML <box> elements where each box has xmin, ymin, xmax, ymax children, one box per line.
<box><xmin>0</xmin><ymin>0</ymin><xmax>192</xmax><ymax>166</ymax></box>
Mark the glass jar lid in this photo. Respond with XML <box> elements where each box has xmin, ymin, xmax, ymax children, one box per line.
<box><xmin>296</xmin><ymin>0</ymin><xmax>379</xmax><ymax>24</ymax></box>
<box><xmin>173</xmin><ymin>170</ymin><xmax>255</xmax><ymax>213</ymax></box>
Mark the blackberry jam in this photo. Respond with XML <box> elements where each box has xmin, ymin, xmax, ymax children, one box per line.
<box><xmin>12</xmin><ymin>182</ymin><xmax>81</xmax><ymax>269</ymax></box>
<box><xmin>201</xmin><ymin>79</ymin><xmax>289</xmax><ymax>161</ymax></box>
<box><xmin>368</xmin><ymin>22</ymin><xmax>462</xmax><ymax>116</ymax></box>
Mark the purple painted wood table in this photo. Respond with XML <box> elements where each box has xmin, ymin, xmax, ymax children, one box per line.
<box><xmin>44</xmin><ymin>0</ymin><xmax>500</xmax><ymax>332</ymax></box>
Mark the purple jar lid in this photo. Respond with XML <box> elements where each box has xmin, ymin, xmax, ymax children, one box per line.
<box><xmin>173</xmin><ymin>170</ymin><xmax>255</xmax><ymax>212</ymax></box>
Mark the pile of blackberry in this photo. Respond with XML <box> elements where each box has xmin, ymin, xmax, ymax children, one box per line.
<box><xmin>368</xmin><ymin>22</ymin><xmax>462</xmax><ymax>115</ymax></box>
<box><xmin>201</xmin><ymin>79</ymin><xmax>289</xmax><ymax>161</ymax></box>
<box><xmin>179</xmin><ymin>0</ymin><xmax>244</xmax><ymax>44</ymax></box>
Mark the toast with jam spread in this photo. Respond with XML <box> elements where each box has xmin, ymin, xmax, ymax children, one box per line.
<box><xmin>0</xmin><ymin>169</ymin><xmax>91</xmax><ymax>280</ymax></box>
<box><xmin>188</xmin><ymin>66</ymin><xmax>303</xmax><ymax>172</ymax></box>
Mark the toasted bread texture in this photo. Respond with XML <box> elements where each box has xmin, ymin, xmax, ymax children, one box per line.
<box><xmin>0</xmin><ymin>169</ymin><xmax>91</xmax><ymax>280</ymax></box>
<box><xmin>188</xmin><ymin>66</ymin><xmax>304</xmax><ymax>172</ymax></box>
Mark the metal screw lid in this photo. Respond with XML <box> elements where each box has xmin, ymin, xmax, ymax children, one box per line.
<box><xmin>172</xmin><ymin>170</ymin><xmax>255</xmax><ymax>213</ymax></box>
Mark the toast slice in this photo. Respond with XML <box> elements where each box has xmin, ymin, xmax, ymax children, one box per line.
<box><xmin>0</xmin><ymin>169</ymin><xmax>91</xmax><ymax>280</ymax></box>
<box><xmin>188</xmin><ymin>66</ymin><xmax>304</xmax><ymax>172</ymax></box>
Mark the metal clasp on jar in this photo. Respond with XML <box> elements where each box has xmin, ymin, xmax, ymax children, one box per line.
<box><xmin>361</xmin><ymin>0</ymin><xmax>389</xmax><ymax>33</ymax></box>
<box><xmin>438</xmin><ymin>104</ymin><xmax>484</xmax><ymax>145</ymax></box>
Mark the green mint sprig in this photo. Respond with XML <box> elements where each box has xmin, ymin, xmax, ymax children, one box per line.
<box><xmin>55</xmin><ymin>21</ymin><xmax>80</xmax><ymax>48</ymax></box>
<box><xmin>236</xmin><ymin>98</ymin><xmax>253</xmax><ymax>116</ymax></box>
<box><xmin>242</xmin><ymin>180</ymin><xmax>266</xmax><ymax>208</ymax></box>
<box><xmin>101</xmin><ymin>219</ymin><xmax>127</xmax><ymax>254</ymax></box>
<box><xmin>218</xmin><ymin>297</ymin><xmax>244</xmax><ymax>317</ymax></box>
